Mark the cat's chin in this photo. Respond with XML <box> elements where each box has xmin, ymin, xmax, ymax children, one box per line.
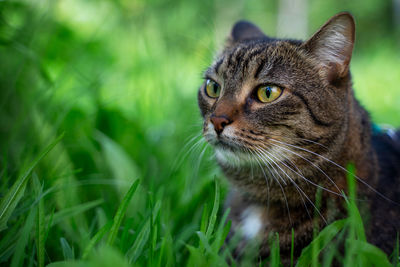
<box><xmin>213</xmin><ymin>140</ymin><xmax>289</xmax><ymax>168</ymax></box>
<box><xmin>214</xmin><ymin>147</ymin><xmax>258</xmax><ymax>167</ymax></box>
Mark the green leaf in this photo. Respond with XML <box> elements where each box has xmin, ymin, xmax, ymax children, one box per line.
<box><xmin>106</xmin><ymin>179</ymin><xmax>140</xmax><ymax>246</ymax></box>
<box><xmin>345</xmin><ymin>163</ymin><xmax>366</xmax><ymax>242</ymax></box>
<box><xmin>392</xmin><ymin>233</ymin><xmax>399</xmax><ymax>266</ymax></box>
<box><xmin>0</xmin><ymin>134</ymin><xmax>63</xmax><ymax>231</ymax></box>
<box><xmin>47</xmin><ymin>199</ymin><xmax>104</xmax><ymax>227</ymax></box>
<box><xmin>291</xmin><ymin>228</ymin><xmax>295</xmax><ymax>267</ymax></box>
<box><xmin>95</xmin><ymin>131</ymin><xmax>141</xmax><ymax>195</ymax></box>
<box><xmin>296</xmin><ymin>219</ymin><xmax>346</xmax><ymax>267</ymax></box>
<box><xmin>200</xmin><ymin>203</ymin><xmax>209</xmax><ymax>234</ymax></box>
<box><xmin>269</xmin><ymin>233</ymin><xmax>281</xmax><ymax>267</ymax></box>
<box><xmin>33</xmin><ymin>174</ymin><xmax>45</xmax><ymax>267</ymax></box>
<box><xmin>60</xmin><ymin>237</ymin><xmax>74</xmax><ymax>261</ymax></box>
<box><xmin>10</xmin><ymin>208</ymin><xmax>36</xmax><ymax>267</ymax></box>
<box><xmin>212</xmin><ymin>208</ymin><xmax>230</xmax><ymax>251</ymax></box>
<box><xmin>206</xmin><ymin>179</ymin><xmax>220</xmax><ymax>239</ymax></box>
<box><xmin>127</xmin><ymin>218</ymin><xmax>150</xmax><ymax>263</ymax></box>
<box><xmin>82</xmin><ymin>222</ymin><xmax>113</xmax><ymax>260</ymax></box>
<box><xmin>350</xmin><ymin>240</ymin><xmax>392</xmax><ymax>267</ymax></box>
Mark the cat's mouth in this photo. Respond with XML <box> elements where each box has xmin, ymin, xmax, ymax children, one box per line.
<box><xmin>203</xmin><ymin>123</ymin><xmax>247</xmax><ymax>152</ymax></box>
<box><xmin>206</xmin><ymin>134</ymin><xmax>253</xmax><ymax>160</ymax></box>
<box><xmin>212</xmin><ymin>138</ymin><xmax>260</xmax><ymax>166</ymax></box>
<box><xmin>213</xmin><ymin>138</ymin><xmax>242</xmax><ymax>152</ymax></box>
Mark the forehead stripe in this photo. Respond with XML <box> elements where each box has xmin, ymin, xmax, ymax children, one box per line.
<box><xmin>227</xmin><ymin>46</ymin><xmax>241</xmax><ymax>66</ymax></box>
<box><xmin>214</xmin><ymin>58</ymin><xmax>224</xmax><ymax>75</ymax></box>
<box><xmin>254</xmin><ymin>59</ymin><xmax>267</xmax><ymax>78</ymax></box>
<box><xmin>242</xmin><ymin>47</ymin><xmax>266</xmax><ymax>75</ymax></box>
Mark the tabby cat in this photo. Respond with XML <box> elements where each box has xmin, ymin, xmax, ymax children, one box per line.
<box><xmin>197</xmin><ymin>12</ymin><xmax>400</xmax><ymax>263</ymax></box>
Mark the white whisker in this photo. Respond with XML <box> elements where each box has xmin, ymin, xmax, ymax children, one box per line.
<box><xmin>268</xmin><ymin>138</ymin><xmax>399</xmax><ymax>206</ymax></box>
<box><xmin>252</xmin><ymin>147</ymin><xmax>292</xmax><ymax>225</ymax></box>
<box><xmin>256</xmin><ymin>146</ymin><xmax>327</xmax><ymax>224</ymax></box>
<box><xmin>265</xmin><ymin>143</ymin><xmax>343</xmax><ymax>197</ymax></box>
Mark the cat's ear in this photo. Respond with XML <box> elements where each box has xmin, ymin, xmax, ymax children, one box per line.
<box><xmin>227</xmin><ymin>21</ymin><xmax>266</xmax><ymax>46</ymax></box>
<box><xmin>302</xmin><ymin>12</ymin><xmax>355</xmax><ymax>81</ymax></box>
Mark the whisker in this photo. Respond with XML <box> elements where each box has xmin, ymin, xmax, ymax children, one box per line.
<box><xmin>264</xmin><ymin>143</ymin><xmax>343</xmax><ymax>197</ymax></box>
<box><xmin>253</xmin><ymin>149</ymin><xmax>287</xmax><ymax>186</ymax></box>
<box><xmin>268</xmin><ymin>138</ymin><xmax>400</xmax><ymax>206</ymax></box>
<box><xmin>193</xmin><ymin>141</ymin><xmax>209</xmax><ymax>179</ymax></box>
<box><xmin>257</xmin><ymin>146</ymin><xmax>314</xmax><ymax>221</ymax></box>
<box><xmin>255</xmin><ymin>146</ymin><xmax>327</xmax><ymax>224</ymax></box>
<box><xmin>245</xmin><ymin>147</ymin><xmax>271</xmax><ymax>213</ymax></box>
<box><xmin>171</xmin><ymin>132</ymin><xmax>203</xmax><ymax>171</ymax></box>
<box><xmin>267</xmin><ymin>134</ymin><xmax>329</xmax><ymax>149</ymax></box>
<box><xmin>259</xmin><ymin>146</ymin><xmax>346</xmax><ymax>223</ymax></box>
<box><xmin>252</xmin><ymin>147</ymin><xmax>292</xmax><ymax>225</ymax></box>
<box><xmin>243</xmin><ymin>131</ymin><xmax>328</xmax><ymax>149</ymax></box>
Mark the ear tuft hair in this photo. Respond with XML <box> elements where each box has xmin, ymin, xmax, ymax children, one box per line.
<box><xmin>302</xmin><ymin>12</ymin><xmax>355</xmax><ymax>81</ymax></box>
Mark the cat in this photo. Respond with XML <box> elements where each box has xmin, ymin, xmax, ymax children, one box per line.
<box><xmin>197</xmin><ymin>12</ymin><xmax>400</xmax><ymax>264</ymax></box>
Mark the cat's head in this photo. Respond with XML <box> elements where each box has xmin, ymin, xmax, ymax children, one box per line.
<box><xmin>198</xmin><ymin>13</ymin><xmax>355</xmax><ymax>167</ymax></box>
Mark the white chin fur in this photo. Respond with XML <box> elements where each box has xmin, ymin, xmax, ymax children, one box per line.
<box><xmin>215</xmin><ymin>148</ymin><xmax>257</xmax><ymax>166</ymax></box>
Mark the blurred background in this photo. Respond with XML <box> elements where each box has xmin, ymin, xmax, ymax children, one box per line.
<box><xmin>0</xmin><ymin>0</ymin><xmax>399</xmax><ymax>265</ymax></box>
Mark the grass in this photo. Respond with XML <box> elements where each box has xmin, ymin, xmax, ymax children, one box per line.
<box><xmin>0</xmin><ymin>0</ymin><xmax>400</xmax><ymax>266</ymax></box>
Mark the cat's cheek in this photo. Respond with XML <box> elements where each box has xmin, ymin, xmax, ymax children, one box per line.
<box><xmin>197</xmin><ymin>90</ymin><xmax>213</xmax><ymax>118</ymax></box>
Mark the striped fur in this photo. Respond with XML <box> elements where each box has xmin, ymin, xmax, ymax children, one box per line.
<box><xmin>198</xmin><ymin>12</ymin><xmax>400</xmax><ymax>263</ymax></box>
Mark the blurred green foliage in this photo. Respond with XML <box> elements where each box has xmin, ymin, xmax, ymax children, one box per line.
<box><xmin>0</xmin><ymin>0</ymin><xmax>399</xmax><ymax>266</ymax></box>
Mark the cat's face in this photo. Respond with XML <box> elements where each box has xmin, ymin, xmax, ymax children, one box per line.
<box><xmin>198</xmin><ymin>13</ymin><xmax>355</xmax><ymax>167</ymax></box>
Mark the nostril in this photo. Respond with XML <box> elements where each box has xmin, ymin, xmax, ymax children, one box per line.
<box><xmin>210</xmin><ymin>115</ymin><xmax>232</xmax><ymax>134</ymax></box>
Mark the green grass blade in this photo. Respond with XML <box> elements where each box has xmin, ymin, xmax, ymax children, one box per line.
<box><xmin>82</xmin><ymin>222</ymin><xmax>113</xmax><ymax>260</ymax></box>
<box><xmin>33</xmin><ymin>174</ymin><xmax>45</xmax><ymax>267</ymax></box>
<box><xmin>127</xmin><ymin>218</ymin><xmax>150</xmax><ymax>263</ymax></box>
<box><xmin>47</xmin><ymin>199</ymin><xmax>104</xmax><ymax>226</ymax></box>
<box><xmin>393</xmin><ymin>233</ymin><xmax>399</xmax><ymax>266</ymax></box>
<box><xmin>212</xmin><ymin>208</ymin><xmax>231</xmax><ymax>251</ymax></box>
<box><xmin>119</xmin><ymin>217</ymin><xmax>135</xmax><ymax>253</ymax></box>
<box><xmin>0</xmin><ymin>133</ymin><xmax>64</xmax><ymax>231</ymax></box>
<box><xmin>296</xmin><ymin>219</ymin><xmax>346</xmax><ymax>267</ymax></box>
<box><xmin>200</xmin><ymin>203</ymin><xmax>209</xmax><ymax>234</ymax></box>
<box><xmin>350</xmin><ymin>240</ymin><xmax>392</xmax><ymax>267</ymax></box>
<box><xmin>346</xmin><ymin>163</ymin><xmax>366</xmax><ymax>242</ymax></box>
<box><xmin>10</xmin><ymin>208</ymin><xmax>36</xmax><ymax>267</ymax></box>
<box><xmin>270</xmin><ymin>233</ymin><xmax>281</xmax><ymax>267</ymax></box>
<box><xmin>44</xmin><ymin>208</ymin><xmax>55</xmax><ymax>245</ymax></box>
<box><xmin>106</xmin><ymin>179</ymin><xmax>140</xmax><ymax>246</ymax></box>
<box><xmin>60</xmin><ymin>237</ymin><xmax>75</xmax><ymax>260</ymax></box>
<box><xmin>0</xmin><ymin>220</ymin><xmax>22</xmax><ymax>262</ymax></box>
<box><xmin>186</xmin><ymin>244</ymin><xmax>207</xmax><ymax>267</ymax></box>
<box><xmin>157</xmin><ymin>231</ymin><xmax>174</xmax><ymax>267</ymax></box>
<box><xmin>206</xmin><ymin>179</ymin><xmax>220</xmax><ymax>239</ymax></box>
<box><xmin>197</xmin><ymin>231</ymin><xmax>214</xmax><ymax>255</ymax></box>
<box><xmin>291</xmin><ymin>228</ymin><xmax>294</xmax><ymax>267</ymax></box>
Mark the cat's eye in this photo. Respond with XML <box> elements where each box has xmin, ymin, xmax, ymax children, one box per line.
<box><xmin>205</xmin><ymin>79</ymin><xmax>221</xmax><ymax>98</ymax></box>
<box><xmin>256</xmin><ymin>85</ymin><xmax>283</xmax><ymax>103</ymax></box>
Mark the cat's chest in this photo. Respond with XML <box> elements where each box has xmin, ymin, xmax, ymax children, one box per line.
<box><xmin>239</xmin><ymin>205</ymin><xmax>267</xmax><ymax>239</ymax></box>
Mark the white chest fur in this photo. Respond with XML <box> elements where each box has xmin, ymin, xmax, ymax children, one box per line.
<box><xmin>240</xmin><ymin>206</ymin><xmax>264</xmax><ymax>239</ymax></box>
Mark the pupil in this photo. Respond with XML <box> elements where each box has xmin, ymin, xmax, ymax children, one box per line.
<box><xmin>265</xmin><ymin>87</ymin><xmax>271</xmax><ymax>98</ymax></box>
<box><xmin>213</xmin><ymin>84</ymin><xmax>218</xmax><ymax>93</ymax></box>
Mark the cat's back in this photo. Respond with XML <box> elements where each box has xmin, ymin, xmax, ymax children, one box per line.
<box><xmin>369</xmin><ymin>129</ymin><xmax>400</xmax><ymax>253</ymax></box>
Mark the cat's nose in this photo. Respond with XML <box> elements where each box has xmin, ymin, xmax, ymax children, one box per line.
<box><xmin>210</xmin><ymin>115</ymin><xmax>232</xmax><ymax>135</ymax></box>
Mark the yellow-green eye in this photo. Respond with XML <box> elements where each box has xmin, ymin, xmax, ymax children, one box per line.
<box><xmin>256</xmin><ymin>85</ymin><xmax>283</xmax><ymax>103</ymax></box>
<box><xmin>205</xmin><ymin>79</ymin><xmax>221</xmax><ymax>98</ymax></box>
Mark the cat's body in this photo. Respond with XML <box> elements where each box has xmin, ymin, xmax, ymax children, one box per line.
<box><xmin>197</xmin><ymin>13</ymin><xmax>400</xmax><ymax>263</ymax></box>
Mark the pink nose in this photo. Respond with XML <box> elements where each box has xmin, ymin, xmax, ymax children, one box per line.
<box><xmin>210</xmin><ymin>115</ymin><xmax>232</xmax><ymax>134</ymax></box>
